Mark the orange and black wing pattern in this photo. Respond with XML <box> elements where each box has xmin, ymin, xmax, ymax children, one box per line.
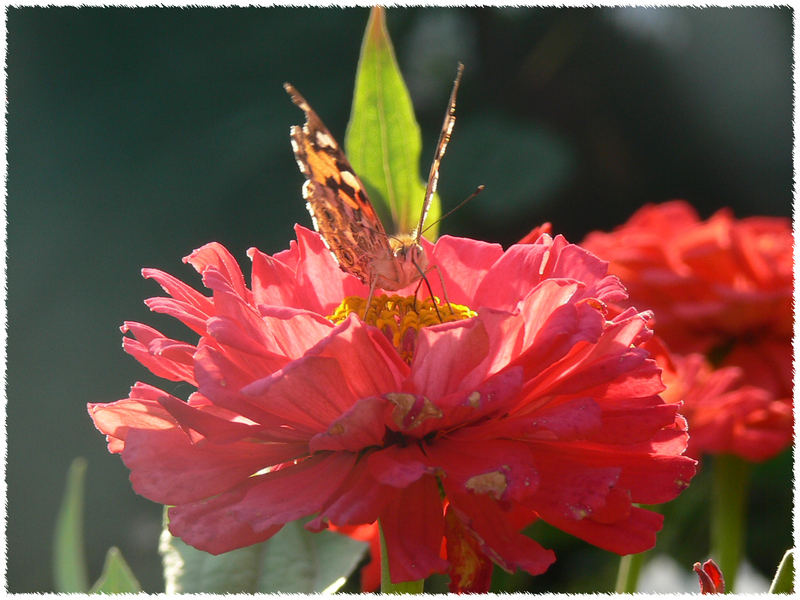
<box><xmin>284</xmin><ymin>83</ymin><xmax>391</xmax><ymax>284</ymax></box>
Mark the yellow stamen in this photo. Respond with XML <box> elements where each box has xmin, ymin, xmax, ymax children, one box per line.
<box><xmin>328</xmin><ymin>294</ymin><xmax>476</xmax><ymax>362</ymax></box>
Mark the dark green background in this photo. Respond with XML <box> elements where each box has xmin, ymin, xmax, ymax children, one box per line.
<box><xmin>7</xmin><ymin>7</ymin><xmax>792</xmax><ymax>593</ymax></box>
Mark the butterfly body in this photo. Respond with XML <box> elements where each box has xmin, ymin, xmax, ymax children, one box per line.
<box><xmin>284</xmin><ymin>64</ymin><xmax>463</xmax><ymax>310</ymax></box>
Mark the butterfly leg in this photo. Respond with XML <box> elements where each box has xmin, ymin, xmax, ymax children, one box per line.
<box><xmin>412</xmin><ymin>277</ymin><xmax>425</xmax><ymax>312</ymax></box>
<box><xmin>411</xmin><ymin>258</ymin><xmax>443</xmax><ymax>322</ymax></box>
<box><xmin>363</xmin><ymin>277</ymin><xmax>379</xmax><ymax>321</ymax></box>
<box><xmin>427</xmin><ymin>264</ymin><xmax>454</xmax><ymax>316</ymax></box>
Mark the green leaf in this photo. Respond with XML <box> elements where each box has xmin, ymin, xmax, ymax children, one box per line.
<box><xmin>53</xmin><ymin>457</ymin><xmax>89</xmax><ymax>593</ymax></box>
<box><xmin>769</xmin><ymin>548</ymin><xmax>794</xmax><ymax>594</ymax></box>
<box><xmin>89</xmin><ymin>547</ymin><xmax>142</xmax><ymax>594</ymax></box>
<box><xmin>160</xmin><ymin>509</ymin><xmax>369</xmax><ymax>593</ymax></box>
<box><xmin>345</xmin><ymin>6</ymin><xmax>441</xmax><ymax>238</ymax></box>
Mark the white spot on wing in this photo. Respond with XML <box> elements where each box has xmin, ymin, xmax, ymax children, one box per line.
<box><xmin>340</xmin><ymin>169</ymin><xmax>359</xmax><ymax>189</ymax></box>
<box><xmin>314</xmin><ymin>130</ymin><xmax>337</xmax><ymax>149</ymax></box>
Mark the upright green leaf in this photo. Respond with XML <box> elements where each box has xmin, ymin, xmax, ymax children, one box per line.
<box><xmin>53</xmin><ymin>457</ymin><xmax>89</xmax><ymax>593</ymax></box>
<box><xmin>769</xmin><ymin>548</ymin><xmax>794</xmax><ymax>594</ymax></box>
<box><xmin>345</xmin><ymin>6</ymin><xmax>441</xmax><ymax>238</ymax></box>
<box><xmin>89</xmin><ymin>547</ymin><xmax>142</xmax><ymax>593</ymax></box>
<box><xmin>160</xmin><ymin>509</ymin><xmax>368</xmax><ymax>593</ymax></box>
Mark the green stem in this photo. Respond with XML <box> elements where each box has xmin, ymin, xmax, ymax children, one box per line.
<box><xmin>378</xmin><ymin>520</ymin><xmax>425</xmax><ymax>594</ymax></box>
<box><xmin>614</xmin><ymin>503</ymin><xmax>658</xmax><ymax>593</ymax></box>
<box><xmin>615</xmin><ymin>550</ymin><xmax>648</xmax><ymax>593</ymax></box>
<box><xmin>710</xmin><ymin>454</ymin><xmax>751</xmax><ymax>593</ymax></box>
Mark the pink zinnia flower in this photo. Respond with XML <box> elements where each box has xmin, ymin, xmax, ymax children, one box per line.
<box><xmin>89</xmin><ymin>226</ymin><xmax>696</xmax><ymax>589</ymax></box>
<box><xmin>581</xmin><ymin>201</ymin><xmax>792</xmax><ymax>460</ymax></box>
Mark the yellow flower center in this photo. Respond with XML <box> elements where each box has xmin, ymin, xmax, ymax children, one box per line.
<box><xmin>328</xmin><ymin>294</ymin><xmax>476</xmax><ymax>362</ymax></box>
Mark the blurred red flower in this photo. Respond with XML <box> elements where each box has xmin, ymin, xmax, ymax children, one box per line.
<box><xmin>582</xmin><ymin>200</ymin><xmax>792</xmax><ymax>399</ymax></box>
<box><xmin>582</xmin><ymin>201</ymin><xmax>792</xmax><ymax>461</ymax></box>
<box><xmin>89</xmin><ymin>226</ymin><xmax>696</xmax><ymax>589</ymax></box>
<box><xmin>646</xmin><ymin>338</ymin><xmax>792</xmax><ymax>462</ymax></box>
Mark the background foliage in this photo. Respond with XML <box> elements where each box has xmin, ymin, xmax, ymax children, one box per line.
<box><xmin>6</xmin><ymin>6</ymin><xmax>792</xmax><ymax>592</ymax></box>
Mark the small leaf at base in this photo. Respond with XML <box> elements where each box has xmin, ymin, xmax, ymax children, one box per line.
<box><xmin>160</xmin><ymin>509</ymin><xmax>369</xmax><ymax>593</ymax></box>
<box><xmin>89</xmin><ymin>547</ymin><xmax>142</xmax><ymax>593</ymax></box>
<box><xmin>53</xmin><ymin>457</ymin><xmax>89</xmax><ymax>593</ymax></box>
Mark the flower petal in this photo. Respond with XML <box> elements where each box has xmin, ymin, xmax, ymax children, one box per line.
<box><xmin>540</xmin><ymin>504</ymin><xmax>664</xmax><ymax>555</ymax></box>
<box><xmin>379</xmin><ymin>476</ymin><xmax>448</xmax><ymax>582</ymax></box>
<box><xmin>168</xmin><ymin>496</ymin><xmax>282</xmax><ymax>555</ymax></box>
<box><xmin>121</xmin><ymin>322</ymin><xmax>196</xmax><ymax>384</ymax></box>
<box><xmin>247</xmin><ymin>246</ymin><xmax>299</xmax><ymax>307</ymax></box>
<box><xmin>429</xmin><ymin>235</ymin><xmax>503</xmax><ymax>305</ymax></box>
<box><xmin>310</xmin><ymin>396</ymin><xmax>389</xmax><ymax>452</ymax></box>
<box><xmin>444</xmin><ymin>506</ymin><xmax>494</xmax><ymax>593</ymax></box>
<box><xmin>292</xmin><ymin>225</ymin><xmax>365</xmax><ymax>313</ymax></box>
<box><xmin>410</xmin><ymin>317</ymin><xmax>491</xmax><ymax>401</ymax></box>
<box><xmin>183</xmin><ymin>241</ymin><xmax>250</xmax><ymax>301</ymax></box>
<box><xmin>314</xmin><ymin>456</ymin><xmax>396</xmax><ymax>526</ymax></box>
<box><xmin>448</xmin><ymin>492</ymin><xmax>555</xmax><ymax>576</ymax></box>
<box><xmin>225</xmin><ymin>452</ymin><xmax>357</xmax><ymax>532</ymax></box>
<box><xmin>91</xmin><ymin>393</ymin><xmax>305</xmax><ymax>505</ymax></box>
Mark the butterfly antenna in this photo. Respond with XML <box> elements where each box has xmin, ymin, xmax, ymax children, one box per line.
<box><xmin>413</xmin><ymin>62</ymin><xmax>464</xmax><ymax>242</ymax></box>
<box><xmin>421</xmin><ymin>184</ymin><xmax>485</xmax><ymax>236</ymax></box>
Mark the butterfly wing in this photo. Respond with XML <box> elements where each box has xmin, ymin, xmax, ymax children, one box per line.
<box><xmin>285</xmin><ymin>83</ymin><xmax>391</xmax><ymax>284</ymax></box>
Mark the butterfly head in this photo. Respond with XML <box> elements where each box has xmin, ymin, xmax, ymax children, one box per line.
<box><xmin>369</xmin><ymin>234</ymin><xmax>428</xmax><ymax>291</ymax></box>
<box><xmin>390</xmin><ymin>234</ymin><xmax>425</xmax><ymax>265</ymax></box>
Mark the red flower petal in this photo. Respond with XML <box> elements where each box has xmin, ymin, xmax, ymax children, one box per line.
<box><xmin>241</xmin><ymin>318</ymin><xmax>406</xmax><ymax>432</ymax></box>
<box><xmin>156</xmin><ymin>394</ymin><xmax>275</xmax><ymax>444</ymax></box>
<box><xmin>313</xmin><ymin>457</ymin><xmax>396</xmax><ymax>527</ymax></box>
<box><xmin>183</xmin><ymin>241</ymin><xmax>250</xmax><ymax>301</ymax></box>
<box><xmin>474</xmin><ymin>243</ymin><xmax>557</xmax><ymax>310</ymax></box>
<box><xmin>169</xmin><ymin>452</ymin><xmax>358</xmax><ymax>554</ymax></box>
<box><xmin>517</xmin><ymin>222</ymin><xmax>553</xmax><ymax>244</ymax></box>
<box><xmin>379</xmin><ymin>476</ymin><xmax>448</xmax><ymax>582</ymax></box>
<box><xmin>444</xmin><ymin>506</ymin><xmax>494</xmax><ymax>593</ymax></box>
<box><xmin>694</xmin><ymin>558</ymin><xmax>725</xmax><ymax>594</ymax></box>
<box><xmin>90</xmin><ymin>393</ymin><xmax>306</xmax><ymax>505</ymax></box>
<box><xmin>448</xmin><ymin>492</ymin><xmax>555</xmax><ymax>576</ymax></box>
<box><xmin>309</xmin><ymin>396</ymin><xmax>388</xmax><ymax>452</ymax></box>
<box><xmin>367</xmin><ymin>444</ymin><xmax>431</xmax><ymax>488</ymax></box>
<box><xmin>542</xmin><ymin>504</ymin><xmax>664</xmax><ymax>555</ymax></box>
<box><xmin>168</xmin><ymin>492</ymin><xmax>283</xmax><ymax>555</ymax></box>
<box><xmin>330</xmin><ymin>523</ymin><xmax>382</xmax><ymax>592</ymax></box>
<box><xmin>121</xmin><ymin>322</ymin><xmax>196</xmax><ymax>384</ymax></box>
<box><xmin>429</xmin><ymin>235</ymin><xmax>504</xmax><ymax>305</ymax></box>
<box><xmin>426</xmin><ymin>439</ymin><xmax>539</xmax><ymax>502</ymax></box>
<box><xmin>408</xmin><ymin>317</ymin><xmax>490</xmax><ymax>400</ymax></box>
<box><xmin>291</xmin><ymin>225</ymin><xmax>365</xmax><ymax>313</ymax></box>
<box><xmin>247</xmin><ymin>246</ymin><xmax>300</xmax><ymax>307</ymax></box>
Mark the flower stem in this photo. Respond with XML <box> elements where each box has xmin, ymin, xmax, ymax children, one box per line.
<box><xmin>710</xmin><ymin>454</ymin><xmax>751</xmax><ymax>593</ymax></box>
<box><xmin>614</xmin><ymin>503</ymin><xmax>658</xmax><ymax>593</ymax></box>
<box><xmin>615</xmin><ymin>550</ymin><xmax>648</xmax><ymax>593</ymax></box>
<box><xmin>378</xmin><ymin>520</ymin><xmax>425</xmax><ymax>594</ymax></box>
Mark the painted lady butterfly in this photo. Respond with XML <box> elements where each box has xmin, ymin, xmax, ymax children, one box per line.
<box><xmin>284</xmin><ymin>64</ymin><xmax>464</xmax><ymax>312</ymax></box>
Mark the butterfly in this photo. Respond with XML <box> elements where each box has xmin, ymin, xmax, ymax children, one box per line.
<box><xmin>284</xmin><ymin>63</ymin><xmax>465</xmax><ymax>315</ymax></box>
